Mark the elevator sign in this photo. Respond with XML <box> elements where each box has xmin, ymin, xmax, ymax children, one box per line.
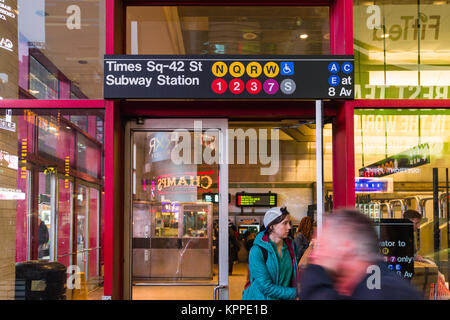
<box><xmin>104</xmin><ymin>55</ymin><xmax>354</xmax><ymax>99</ymax></box>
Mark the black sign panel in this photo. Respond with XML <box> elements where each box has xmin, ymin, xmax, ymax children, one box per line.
<box><xmin>104</xmin><ymin>55</ymin><xmax>354</xmax><ymax>99</ymax></box>
<box><xmin>359</xmin><ymin>143</ymin><xmax>431</xmax><ymax>177</ymax></box>
<box><xmin>236</xmin><ymin>192</ymin><xmax>277</xmax><ymax>207</ymax></box>
<box><xmin>377</xmin><ymin>219</ymin><xmax>414</xmax><ymax>280</ymax></box>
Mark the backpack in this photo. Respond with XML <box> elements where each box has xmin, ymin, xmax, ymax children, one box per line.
<box><xmin>243</xmin><ymin>246</ymin><xmax>268</xmax><ymax>290</ymax></box>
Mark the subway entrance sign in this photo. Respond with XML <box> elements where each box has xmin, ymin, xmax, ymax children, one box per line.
<box><xmin>104</xmin><ymin>55</ymin><xmax>354</xmax><ymax>99</ymax></box>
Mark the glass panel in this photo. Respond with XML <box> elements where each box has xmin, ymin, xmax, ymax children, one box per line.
<box><xmin>132</xmin><ymin>129</ymin><xmax>218</xmax><ymax>300</ymax></box>
<box><xmin>29</xmin><ymin>56</ymin><xmax>59</xmax><ymax>99</ymax></box>
<box><xmin>57</xmin><ymin>178</ymin><xmax>72</xmax><ymax>268</ymax></box>
<box><xmin>0</xmin><ymin>0</ymin><xmax>105</xmax><ymax>99</ymax></box>
<box><xmin>88</xmin><ymin>187</ymin><xmax>99</xmax><ymax>281</ymax></box>
<box><xmin>0</xmin><ymin>108</ymin><xmax>104</xmax><ymax>300</ymax></box>
<box><xmin>77</xmin><ymin>133</ymin><xmax>101</xmax><ymax>178</ymax></box>
<box><xmin>76</xmin><ymin>185</ymin><xmax>88</xmax><ymax>276</ymax></box>
<box><xmin>355</xmin><ymin>109</ymin><xmax>450</xmax><ymax>298</ymax></box>
<box><xmin>353</xmin><ymin>0</ymin><xmax>450</xmax><ymax>99</ymax></box>
<box><xmin>37</xmin><ymin>171</ymin><xmax>53</xmax><ymax>260</ymax></box>
<box><xmin>126</xmin><ymin>6</ymin><xmax>330</xmax><ymax>55</ymax></box>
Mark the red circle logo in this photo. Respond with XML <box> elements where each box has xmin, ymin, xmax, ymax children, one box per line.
<box><xmin>211</xmin><ymin>78</ymin><xmax>227</xmax><ymax>94</ymax></box>
<box><xmin>246</xmin><ymin>79</ymin><xmax>262</xmax><ymax>94</ymax></box>
<box><xmin>229</xmin><ymin>79</ymin><xmax>244</xmax><ymax>94</ymax></box>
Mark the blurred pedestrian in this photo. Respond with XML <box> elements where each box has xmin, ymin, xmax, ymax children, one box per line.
<box><xmin>299</xmin><ymin>209</ymin><xmax>422</xmax><ymax>300</ymax></box>
<box><xmin>242</xmin><ymin>207</ymin><xmax>299</xmax><ymax>300</ymax></box>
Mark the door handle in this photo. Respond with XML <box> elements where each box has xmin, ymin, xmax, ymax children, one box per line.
<box><xmin>213</xmin><ymin>285</ymin><xmax>227</xmax><ymax>300</ymax></box>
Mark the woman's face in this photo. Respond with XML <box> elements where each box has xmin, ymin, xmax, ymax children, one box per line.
<box><xmin>271</xmin><ymin>214</ymin><xmax>291</xmax><ymax>239</ymax></box>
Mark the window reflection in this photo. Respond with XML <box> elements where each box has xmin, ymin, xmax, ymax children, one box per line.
<box><xmin>127</xmin><ymin>6</ymin><xmax>330</xmax><ymax>55</ymax></box>
<box><xmin>354</xmin><ymin>0</ymin><xmax>450</xmax><ymax>99</ymax></box>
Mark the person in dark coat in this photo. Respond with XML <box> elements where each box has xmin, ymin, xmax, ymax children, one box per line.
<box><xmin>38</xmin><ymin>218</ymin><xmax>49</xmax><ymax>259</ymax></box>
<box><xmin>229</xmin><ymin>225</ymin><xmax>240</xmax><ymax>274</ymax></box>
<box><xmin>299</xmin><ymin>209</ymin><xmax>422</xmax><ymax>300</ymax></box>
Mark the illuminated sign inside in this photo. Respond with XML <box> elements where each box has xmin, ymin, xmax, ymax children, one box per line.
<box><xmin>157</xmin><ymin>172</ymin><xmax>214</xmax><ymax>193</ymax></box>
<box><xmin>377</xmin><ymin>219</ymin><xmax>414</xmax><ymax>280</ymax></box>
<box><xmin>236</xmin><ymin>193</ymin><xmax>277</xmax><ymax>207</ymax></box>
<box><xmin>161</xmin><ymin>201</ymin><xmax>180</xmax><ymax>213</ymax></box>
<box><xmin>0</xmin><ymin>187</ymin><xmax>25</xmax><ymax>200</ymax></box>
<box><xmin>202</xmin><ymin>192</ymin><xmax>230</xmax><ymax>203</ymax></box>
<box><xmin>203</xmin><ymin>193</ymin><xmax>219</xmax><ymax>203</ymax></box>
<box><xmin>0</xmin><ymin>110</ymin><xmax>15</xmax><ymax>132</ymax></box>
<box><xmin>359</xmin><ymin>143</ymin><xmax>430</xmax><ymax>177</ymax></box>
<box><xmin>355</xmin><ymin>177</ymin><xmax>393</xmax><ymax>193</ymax></box>
<box><xmin>0</xmin><ymin>149</ymin><xmax>18</xmax><ymax>170</ymax></box>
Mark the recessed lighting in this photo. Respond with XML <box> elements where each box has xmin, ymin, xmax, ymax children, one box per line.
<box><xmin>242</xmin><ymin>32</ymin><xmax>257</xmax><ymax>40</ymax></box>
<box><xmin>299</xmin><ymin>34</ymin><xmax>309</xmax><ymax>39</ymax></box>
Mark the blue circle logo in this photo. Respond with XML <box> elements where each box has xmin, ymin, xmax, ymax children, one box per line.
<box><xmin>328</xmin><ymin>62</ymin><xmax>339</xmax><ymax>73</ymax></box>
<box><xmin>328</xmin><ymin>75</ymin><xmax>340</xmax><ymax>86</ymax></box>
<box><xmin>342</xmin><ymin>62</ymin><xmax>353</xmax><ymax>74</ymax></box>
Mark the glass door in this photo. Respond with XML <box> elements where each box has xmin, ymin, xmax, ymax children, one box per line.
<box><xmin>125</xmin><ymin>119</ymin><xmax>228</xmax><ymax>300</ymax></box>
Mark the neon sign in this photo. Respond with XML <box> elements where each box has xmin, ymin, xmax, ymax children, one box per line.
<box><xmin>157</xmin><ymin>172</ymin><xmax>214</xmax><ymax>193</ymax></box>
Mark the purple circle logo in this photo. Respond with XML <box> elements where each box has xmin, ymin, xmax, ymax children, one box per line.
<box><xmin>263</xmin><ymin>79</ymin><xmax>279</xmax><ymax>95</ymax></box>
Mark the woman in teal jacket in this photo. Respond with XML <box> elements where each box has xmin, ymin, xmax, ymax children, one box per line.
<box><xmin>242</xmin><ymin>207</ymin><xmax>299</xmax><ymax>300</ymax></box>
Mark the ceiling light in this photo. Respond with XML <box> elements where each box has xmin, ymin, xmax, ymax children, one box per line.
<box><xmin>243</xmin><ymin>32</ymin><xmax>257</xmax><ymax>40</ymax></box>
<box><xmin>433</xmin><ymin>0</ymin><xmax>446</xmax><ymax>4</ymax></box>
<box><xmin>299</xmin><ymin>34</ymin><xmax>309</xmax><ymax>39</ymax></box>
<box><xmin>380</xmin><ymin>34</ymin><xmax>390</xmax><ymax>38</ymax></box>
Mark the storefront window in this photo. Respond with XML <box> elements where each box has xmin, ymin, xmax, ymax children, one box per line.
<box><xmin>0</xmin><ymin>0</ymin><xmax>105</xmax><ymax>99</ymax></box>
<box><xmin>126</xmin><ymin>6</ymin><xmax>330</xmax><ymax>55</ymax></box>
<box><xmin>355</xmin><ymin>108</ymin><xmax>450</xmax><ymax>296</ymax></box>
<box><xmin>353</xmin><ymin>0</ymin><xmax>450</xmax><ymax>99</ymax></box>
<box><xmin>0</xmin><ymin>108</ymin><xmax>104</xmax><ymax>300</ymax></box>
<box><xmin>29</xmin><ymin>56</ymin><xmax>59</xmax><ymax>99</ymax></box>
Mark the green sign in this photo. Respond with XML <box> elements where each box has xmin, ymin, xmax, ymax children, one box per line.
<box><xmin>236</xmin><ymin>193</ymin><xmax>277</xmax><ymax>207</ymax></box>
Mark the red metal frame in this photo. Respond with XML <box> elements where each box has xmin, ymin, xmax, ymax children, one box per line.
<box><xmin>11</xmin><ymin>0</ymin><xmax>445</xmax><ymax>300</ymax></box>
<box><xmin>103</xmin><ymin>0</ymin><xmax>356</xmax><ymax>299</ymax></box>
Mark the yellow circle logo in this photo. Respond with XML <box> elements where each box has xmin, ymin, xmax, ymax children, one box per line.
<box><xmin>211</xmin><ymin>62</ymin><xmax>228</xmax><ymax>77</ymax></box>
<box><xmin>382</xmin><ymin>248</ymin><xmax>389</xmax><ymax>255</ymax></box>
<box><xmin>246</xmin><ymin>62</ymin><xmax>262</xmax><ymax>78</ymax></box>
<box><xmin>264</xmin><ymin>62</ymin><xmax>279</xmax><ymax>78</ymax></box>
<box><xmin>229</xmin><ymin>62</ymin><xmax>245</xmax><ymax>77</ymax></box>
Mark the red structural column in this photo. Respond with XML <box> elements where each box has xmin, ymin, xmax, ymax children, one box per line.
<box><xmin>104</xmin><ymin>100</ymin><xmax>124</xmax><ymax>299</ymax></box>
<box><xmin>331</xmin><ymin>0</ymin><xmax>355</xmax><ymax>209</ymax></box>
<box><xmin>103</xmin><ymin>0</ymin><xmax>125</xmax><ymax>299</ymax></box>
